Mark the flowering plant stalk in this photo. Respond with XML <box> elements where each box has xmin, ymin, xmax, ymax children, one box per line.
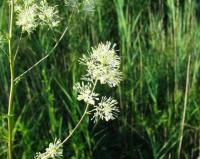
<box><xmin>5</xmin><ymin>0</ymin><xmax>73</xmax><ymax>158</ymax></box>
<box><xmin>4</xmin><ymin>0</ymin><xmax>122</xmax><ymax>158</ymax></box>
<box><xmin>7</xmin><ymin>1</ymin><xmax>15</xmax><ymax>159</ymax></box>
<box><xmin>35</xmin><ymin>42</ymin><xmax>122</xmax><ymax>159</ymax></box>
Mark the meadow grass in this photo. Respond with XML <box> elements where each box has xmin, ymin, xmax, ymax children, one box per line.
<box><xmin>0</xmin><ymin>0</ymin><xmax>200</xmax><ymax>158</ymax></box>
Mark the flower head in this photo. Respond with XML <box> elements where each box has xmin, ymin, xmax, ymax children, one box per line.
<box><xmin>35</xmin><ymin>138</ymin><xmax>63</xmax><ymax>159</ymax></box>
<box><xmin>16</xmin><ymin>4</ymin><xmax>38</xmax><ymax>33</ymax></box>
<box><xmin>80</xmin><ymin>42</ymin><xmax>122</xmax><ymax>87</ymax></box>
<box><xmin>38</xmin><ymin>1</ymin><xmax>60</xmax><ymax>27</ymax></box>
<box><xmin>73</xmin><ymin>82</ymin><xmax>99</xmax><ymax>105</ymax></box>
<box><xmin>92</xmin><ymin>96</ymin><xmax>119</xmax><ymax>122</ymax></box>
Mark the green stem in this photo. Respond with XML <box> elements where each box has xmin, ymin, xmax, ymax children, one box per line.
<box><xmin>7</xmin><ymin>0</ymin><xmax>14</xmax><ymax>159</ymax></box>
<box><xmin>61</xmin><ymin>79</ymin><xmax>98</xmax><ymax>145</ymax></box>
<box><xmin>39</xmin><ymin>80</ymin><xmax>98</xmax><ymax>159</ymax></box>
<box><xmin>61</xmin><ymin>103</ymin><xmax>90</xmax><ymax>145</ymax></box>
<box><xmin>14</xmin><ymin>25</ymin><xmax>68</xmax><ymax>83</ymax></box>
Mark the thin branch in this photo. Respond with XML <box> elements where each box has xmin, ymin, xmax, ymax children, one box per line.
<box><xmin>61</xmin><ymin>79</ymin><xmax>98</xmax><ymax>145</ymax></box>
<box><xmin>14</xmin><ymin>8</ymin><xmax>76</xmax><ymax>83</ymax></box>
<box><xmin>14</xmin><ymin>26</ymin><xmax>68</xmax><ymax>83</ymax></box>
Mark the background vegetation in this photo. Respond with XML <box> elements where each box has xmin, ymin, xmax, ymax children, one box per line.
<box><xmin>0</xmin><ymin>0</ymin><xmax>200</xmax><ymax>158</ymax></box>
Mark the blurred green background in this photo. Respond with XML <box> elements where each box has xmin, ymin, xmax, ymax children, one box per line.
<box><xmin>0</xmin><ymin>0</ymin><xmax>200</xmax><ymax>158</ymax></box>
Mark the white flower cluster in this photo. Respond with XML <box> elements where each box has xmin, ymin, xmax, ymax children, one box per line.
<box><xmin>74</xmin><ymin>42</ymin><xmax>122</xmax><ymax>122</ymax></box>
<box><xmin>37</xmin><ymin>1</ymin><xmax>60</xmax><ymax>28</ymax></box>
<box><xmin>92</xmin><ymin>97</ymin><xmax>119</xmax><ymax>123</ymax></box>
<box><xmin>34</xmin><ymin>42</ymin><xmax>121</xmax><ymax>158</ymax></box>
<box><xmin>15</xmin><ymin>0</ymin><xmax>60</xmax><ymax>33</ymax></box>
<box><xmin>73</xmin><ymin>82</ymin><xmax>99</xmax><ymax>105</ymax></box>
<box><xmin>15</xmin><ymin>0</ymin><xmax>38</xmax><ymax>33</ymax></box>
<box><xmin>35</xmin><ymin>139</ymin><xmax>63</xmax><ymax>159</ymax></box>
<box><xmin>80</xmin><ymin>41</ymin><xmax>122</xmax><ymax>87</ymax></box>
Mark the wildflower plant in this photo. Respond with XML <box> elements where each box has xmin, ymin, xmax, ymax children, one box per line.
<box><xmin>76</xmin><ymin>41</ymin><xmax>122</xmax><ymax>121</ymax></box>
<box><xmin>4</xmin><ymin>0</ymin><xmax>122</xmax><ymax>158</ymax></box>
<box><xmin>34</xmin><ymin>42</ymin><xmax>122</xmax><ymax>158</ymax></box>
<box><xmin>5</xmin><ymin>0</ymin><xmax>64</xmax><ymax>158</ymax></box>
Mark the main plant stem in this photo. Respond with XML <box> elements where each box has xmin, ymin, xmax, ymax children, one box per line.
<box><xmin>8</xmin><ymin>0</ymin><xmax>14</xmax><ymax>159</ymax></box>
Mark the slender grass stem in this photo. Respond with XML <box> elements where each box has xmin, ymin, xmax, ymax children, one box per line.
<box><xmin>7</xmin><ymin>0</ymin><xmax>14</xmax><ymax>159</ymax></box>
<box><xmin>177</xmin><ymin>55</ymin><xmax>191</xmax><ymax>158</ymax></box>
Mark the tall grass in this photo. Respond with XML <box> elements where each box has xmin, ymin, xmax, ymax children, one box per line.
<box><xmin>0</xmin><ymin>0</ymin><xmax>200</xmax><ymax>158</ymax></box>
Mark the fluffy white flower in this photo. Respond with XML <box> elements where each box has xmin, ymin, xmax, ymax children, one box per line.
<box><xmin>80</xmin><ymin>42</ymin><xmax>122</xmax><ymax>87</ymax></box>
<box><xmin>73</xmin><ymin>82</ymin><xmax>99</xmax><ymax>105</ymax></box>
<box><xmin>38</xmin><ymin>1</ymin><xmax>60</xmax><ymax>27</ymax></box>
<box><xmin>16</xmin><ymin>5</ymin><xmax>38</xmax><ymax>33</ymax></box>
<box><xmin>34</xmin><ymin>138</ymin><xmax>63</xmax><ymax>159</ymax></box>
<box><xmin>92</xmin><ymin>96</ymin><xmax>119</xmax><ymax>122</ymax></box>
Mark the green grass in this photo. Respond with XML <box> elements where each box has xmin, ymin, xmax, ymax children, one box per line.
<box><xmin>0</xmin><ymin>0</ymin><xmax>200</xmax><ymax>158</ymax></box>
